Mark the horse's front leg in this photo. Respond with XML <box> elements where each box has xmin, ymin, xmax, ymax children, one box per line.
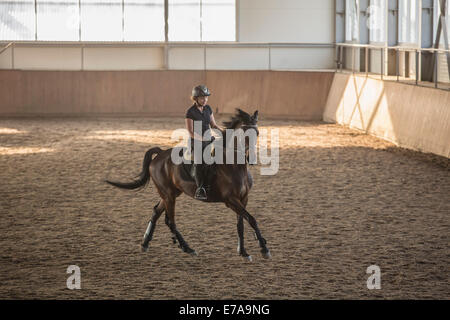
<box><xmin>227</xmin><ymin>199</ymin><xmax>271</xmax><ymax>259</ymax></box>
<box><xmin>237</xmin><ymin>214</ymin><xmax>252</xmax><ymax>262</ymax></box>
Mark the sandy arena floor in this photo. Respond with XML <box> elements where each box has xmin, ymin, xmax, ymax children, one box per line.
<box><xmin>0</xmin><ymin>115</ymin><xmax>448</xmax><ymax>299</ymax></box>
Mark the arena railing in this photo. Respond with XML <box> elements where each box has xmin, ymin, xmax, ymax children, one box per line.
<box><xmin>335</xmin><ymin>43</ymin><xmax>450</xmax><ymax>91</ymax></box>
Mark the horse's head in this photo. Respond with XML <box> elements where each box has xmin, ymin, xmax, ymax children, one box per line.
<box><xmin>223</xmin><ymin>109</ymin><xmax>259</xmax><ymax>164</ymax></box>
<box><xmin>223</xmin><ymin>108</ymin><xmax>259</xmax><ymax>136</ymax></box>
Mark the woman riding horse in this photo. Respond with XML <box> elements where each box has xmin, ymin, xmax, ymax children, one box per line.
<box><xmin>185</xmin><ymin>85</ymin><xmax>224</xmax><ymax>200</ymax></box>
<box><xmin>106</xmin><ymin>106</ymin><xmax>270</xmax><ymax>261</ymax></box>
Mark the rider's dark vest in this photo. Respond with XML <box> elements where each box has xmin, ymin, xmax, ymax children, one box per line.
<box><xmin>185</xmin><ymin>104</ymin><xmax>213</xmax><ymax>144</ymax></box>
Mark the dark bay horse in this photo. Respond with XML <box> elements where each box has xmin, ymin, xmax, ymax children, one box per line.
<box><xmin>106</xmin><ymin>109</ymin><xmax>270</xmax><ymax>261</ymax></box>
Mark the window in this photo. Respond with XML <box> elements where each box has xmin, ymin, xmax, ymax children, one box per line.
<box><xmin>168</xmin><ymin>0</ymin><xmax>201</xmax><ymax>41</ymax></box>
<box><xmin>369</xmin><ymin>0</ymin><xmax>387</xmax><ymax>42</ymax></box>
<box><xmin>399</xmin><ymin>0</ymin><xmax>419</xmax><ymax>44</ymax></box>
<box><xmin>345</xmin><ymin>0</ymin><xmax>359</xmax><ymax>42</ymax></box>
<box><xmin>168</xmin><ymin>0</ymin><xmax>234</xmax><ymax>41</ymax></box>
<box><xmin>433</xmin><ymin>0</ymin><xmax>450</xmax><ymax>46</ymax></box>
<box><xmin>37</xmin><ymin>0</ymin><xmax>79</xmax><ymax>41</ymax></box>
<box><xmin>81</xmin><ymin>0</ymin><xmax>122</xmax><ymax>41</ymax></box>
<box><xmin>0</xmin><ymin>0</ymin><xmax>235</xmax><ymax>41</ymax></box>
<box><xmin>124</xmin><ymin>0</ymin><xmax>164</xmax><ymax>41</ymax></box>
<box><xmin>0</xmin><ymin>0</ymin><xmax>36</xmax><ymax>40</ymax></box>
<box><xmin>446</xmin><ymin>0</ymin><xmax>450</xmax><ymax>44</ymax></box>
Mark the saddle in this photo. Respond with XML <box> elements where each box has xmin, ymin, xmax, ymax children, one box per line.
<box><xmin>179</xmin><ymin>147</ymin><xmax>217</xmax><ymax>188</ymax></box>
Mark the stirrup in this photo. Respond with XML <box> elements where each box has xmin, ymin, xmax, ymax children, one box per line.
<box><xmin>194</xmin><ymin>187</ymin><xmax>207</xmax><ymax>200</ymax></box>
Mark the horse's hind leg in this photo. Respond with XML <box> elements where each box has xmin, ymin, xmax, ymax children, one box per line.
<box><xmin>141</xmin><ymin>200</ymin><xmax>165</xmax><ymax>252</ymax></box>
<box><xmin>164</xmin><ymin>197</ymin><xmax>197</xmax><ymax>256</ymax></box>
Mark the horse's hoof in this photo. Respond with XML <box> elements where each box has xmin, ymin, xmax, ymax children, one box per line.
<box><xmin>261</xmin><ymin>250</ymin><xmax>271</xmax><ymax>259</ymax></box>
<box><xmin>141</xmin><ymin>245</ymin><xmax>149</xmax><ymax>252</ymax></box>
<box><xmin>183</xmin><ymin>247</ymin><xmax>197</xmax><ymax>256</ymax></box>
<box><xmin>238</xmin><ymin>248</ymin><xmax>252</xmax><ymax>261</ymax></box>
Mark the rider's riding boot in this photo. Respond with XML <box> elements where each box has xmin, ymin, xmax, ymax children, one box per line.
<box><xmin>193</xmin><ymin>164</ymin><xmax>207</xmax><ymax>200</ymax></box>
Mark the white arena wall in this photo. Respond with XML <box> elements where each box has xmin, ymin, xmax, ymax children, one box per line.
<box><xmin>324</xmin><ymin>73</ymin><xmax>450</xmax><ymax>158</ymax></box>
<box><xmin>0</xmin><ymin>43</ymin><xmax>336</xmax><ymax>71</ymax></box>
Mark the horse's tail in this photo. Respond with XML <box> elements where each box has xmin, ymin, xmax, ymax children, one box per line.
<box><xmin>105</xmin><ymin>147</ymin><xmax>162</xmax><ymax>190</ymax></box>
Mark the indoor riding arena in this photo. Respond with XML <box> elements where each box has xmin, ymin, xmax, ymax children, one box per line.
<box><xmin>0</xmin><ymin>1</ymin><xmax>449</xmax><ymax>300</ymax></box>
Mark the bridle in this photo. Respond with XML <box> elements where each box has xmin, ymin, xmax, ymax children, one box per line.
<box><xmin>241</xmin><ymin>124</ymin><xmax>259</xmax><ymax>136</ymax></box>
<box><xmin>239</xmin><ymin>124</ymin><xmax>259</xmax><ymax>165</ymax></box>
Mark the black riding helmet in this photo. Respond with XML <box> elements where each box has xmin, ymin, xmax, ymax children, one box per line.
<box><xmin>192</xmin><ymin>85</ymin><xmax>211</xmax><ymax>97</ymax></box>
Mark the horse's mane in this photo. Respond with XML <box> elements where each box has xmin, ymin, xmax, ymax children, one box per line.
<box><xmin>223</xmin><ymin>108</ymin><xmax>254</xmax><ymax>129</ymax></box>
